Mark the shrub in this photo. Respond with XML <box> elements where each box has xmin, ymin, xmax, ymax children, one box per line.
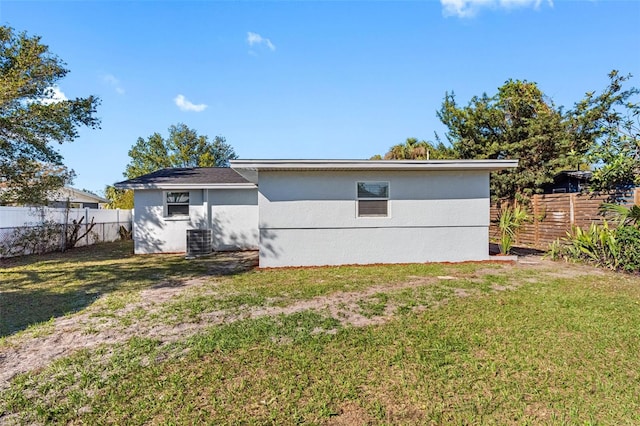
<box><xmin>547</xmin><ymin>222</ymin><xmax>640</xmax><ymax>273</ymax></box>
<box><xmin>0</xmin><ymin>221</ymin><xmax>63</xmax><ymax>257</ymax></box>
<box><xmin>615</xmin><ymin>225</ymin><xmax>640</xmax><ymax>273</ymax></box>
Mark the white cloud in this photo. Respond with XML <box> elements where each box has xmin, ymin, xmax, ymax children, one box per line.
<box><xmin>39</xmin><ymin>86</ymin><xmax>68</xmax><ymax>105</ymax></box>
<box><xmin>441</xmin><ymin>0</ymin><xmax>552</xmax><ymax>18</ymax></box>
<box><xmin>247</xmin><ymin>32</ymin><xmax>276</xmax><ymax>51</ymax></box>
<box><xmin>103</xmin><ymin>73</ymin><xmax>125</xmax><ymax>95</ymax></box>
<box><xmin>174</xmin><ymin>94</ymin><xmax>208</xmax><ymax>112</ymax></box>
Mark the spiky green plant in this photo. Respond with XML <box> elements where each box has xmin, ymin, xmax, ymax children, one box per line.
<box><xmin>497</xmin><ymin>205</ymin><xmax>530</xmax><ymax>255</ymax></box>
<box><xmin>600</xmin><ymin>203</ymin><xmax>640</xmax><ymax>227</ymax></box>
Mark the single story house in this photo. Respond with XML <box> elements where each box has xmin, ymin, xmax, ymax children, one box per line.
<box><xmin>0</xmin><ymin>186</ymin><xmax>108</xmax><ymax>208</ymax></box>
<box><xmin>542</xmin><ymin>170</ymin><xmax>592</xmax><ymax>194</ymax></box>
<box><xmin>115</xmin><ymin>159</ymin><xmax>517</xmax><ymax>267</ymax></box>
<box><xmin>114</xmin><ymin>167</ymin><xmax>259</xmax><ymax>255</ymax></box>
<box><xmin>48</xmin><ymin>187</ymin><xmax>109</xmax><ymax>209</ymax></box>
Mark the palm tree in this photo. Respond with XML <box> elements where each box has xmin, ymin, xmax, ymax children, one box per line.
<box><xmin>600</xmin><ymin>203</ymin><xmax>640</xmax><ymax>227</ymax></box>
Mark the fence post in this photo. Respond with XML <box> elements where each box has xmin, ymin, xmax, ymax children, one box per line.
<box><xmin>569</xmin><ymin>193</ymin><xmax>575</xmax><ymax>225</ymax></box>
<box><xmin>635</xmin><ymin>188</ymin><xmax>640</xmax><ymax>206</ymax></box>
<box><xmin>62</xmin><ymin>205</ymin><xmax>69</xmax><ymax>252</ymax></box>
<box><xmin>532</xmin><ymin>195</ymin><xmax>540</xmax><ymax>247</ymax></box>
<box><xmin>85</xmin><ymin>208</ymin><xmax>89</xmax><ymax>246</ymax></box>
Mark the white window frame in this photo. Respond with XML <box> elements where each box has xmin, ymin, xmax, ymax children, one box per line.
<box><xmin>164</xmin><ymin>191</ymin><xmax>190</xmax><ymax>218</ymax></box>
<box><xmin>356</xmin><ymin>181</ymin><xmax>390</xmax><ymax>218</ymax></box>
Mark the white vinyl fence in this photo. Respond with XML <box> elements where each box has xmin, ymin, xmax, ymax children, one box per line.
<box><xmin>0</xmin><ymin>206</ymin><xmax>133</xmax><ymax>258</ymax></box>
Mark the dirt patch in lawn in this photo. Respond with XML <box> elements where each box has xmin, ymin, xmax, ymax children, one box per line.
<box><xmin>0</xmin><ymin>252</ymin><xmax>600</xmax><ymax>390</ymax></box>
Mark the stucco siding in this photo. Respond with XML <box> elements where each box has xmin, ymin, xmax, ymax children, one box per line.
<box><xmin>133</xmin><ymin>188</ymin><xmax>258</xmax><ymax>254</ymax></box>
<box><xmin>209</xmin><ymin>189</ymin><xmax>259</xmax><ymax>250</ymax></box>
<box><xmin>260</xmin><ymin>227</ymin><xmax>489</xmax><ymax>267</ymax></box>
<box><xmin>257</xmin><ymin>170</ymin><xmax>491</xmax><ymax>267</ymax></box>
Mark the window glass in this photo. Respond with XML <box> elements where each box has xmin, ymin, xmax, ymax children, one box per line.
<box><xmin>357</xmin><ymin>182</ymin><xmax>389</xmax><ymax>217</ymax></box>
<box><xmin>167</xmin><ymin>192</ymin><xmax>189</xmax><ymax>204</ymax></box>
<box><xmin>357</xmin><ymin>182</ymin><xmax>389</xmax><ymax>198</ymax></box>
<box><xmin>166</xmin><ymin>191</ymin><xmax>189</xmax><ymax>217</ymax></box>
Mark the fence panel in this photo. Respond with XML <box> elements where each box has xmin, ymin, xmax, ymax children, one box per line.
<box><xmin>490</xmin><ymin>188</ymin><xmax>640</xmax><ymax>249</ymax></box>
<box><xmin>0</xmin><ymin>207</ymin><xmax>133</xmax><ymax>258</ymax></box>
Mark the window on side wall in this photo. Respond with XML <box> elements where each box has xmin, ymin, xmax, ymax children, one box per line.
<box><xmin>357</xmin><ymin>181</ymin><xmax>389</xmax><ymax>217</ymax></box>
<box><xmin>165</xmin><ymin>191</ymin><xmax>189</xmax><ymax>217</ymax></box>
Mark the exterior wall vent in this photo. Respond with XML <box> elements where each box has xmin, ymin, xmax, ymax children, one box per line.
<box><xmin>186</xmin><ymin>229</ymin><xmax>212</xmax><ymax>258</ymax></box>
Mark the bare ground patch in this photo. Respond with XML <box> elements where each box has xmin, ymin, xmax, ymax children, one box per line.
<box><xmin>0</xmin><ymin>252</ymin><xmax>603</xmax><ymax>390</ymax></box>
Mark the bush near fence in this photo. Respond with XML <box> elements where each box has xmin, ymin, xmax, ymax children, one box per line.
<box><xmin>490</xmin><ymin>189</ymin><xmax>640</xmax><ymax>249</ymax></box>
<box><xmin>0</xmin><ymin>207</ymin><xmax>133</xmax><ymax>258</ymax></box>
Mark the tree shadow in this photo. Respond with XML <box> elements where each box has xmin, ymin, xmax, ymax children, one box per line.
<box><xmin>0</xmin><ymin>241</ymin><xmax>258</xmax><ymax>338</ymax></box>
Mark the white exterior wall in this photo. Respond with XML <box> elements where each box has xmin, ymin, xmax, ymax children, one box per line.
<box><xmin>258</xmin><ymin>170</ymin><xmax>490</xmax><ymax>267</ymax></box>
<box><xmin>209</xmin><ymin>189</ymin><xmax>259</xmax><ymax>251</ymax></box>
<box><xmin>133</xmin><ymin>188</ymin><xmax>258</xmax><ymax>254</ymax></box>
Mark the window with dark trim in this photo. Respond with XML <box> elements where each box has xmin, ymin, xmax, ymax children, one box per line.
<box><xmin>166</xmin><ymin>191</ymin><xmax>189</xmax><ymax>217</ymax></box>
<box><xmin>357</xmin><ymin>181</ymin><xmax>389</xmax><ymax>217</ymax></box>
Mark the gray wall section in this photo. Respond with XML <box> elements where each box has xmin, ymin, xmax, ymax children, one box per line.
<box><xmin>258</xmin><ymin>170</ymin><xmax>491</xmax><ymax>267</ymax></box>
<box><xmin>209</xmin><ymin>189</ymin><xmax>259</xmax><ymax>251</ymax></box>
<box><xmin>133</xmin><ymin>188</ymin><xmax>258</xmax><ymax>254</ymax></box>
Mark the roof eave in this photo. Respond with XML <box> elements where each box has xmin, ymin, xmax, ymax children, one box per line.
<box><xmin>230</xmin><ymin>159</ymin><xmax>519</xmax><ymax>175</ymax></box>
<box><xmin>114</xmin><ymin>183</ymin><xmax>257</xmax><ymax>190</ymax></box>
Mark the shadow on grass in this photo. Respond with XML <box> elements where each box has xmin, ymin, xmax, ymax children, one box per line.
<box><xmin>0</xmin><ymin>241</ymin><xmax>257</xmax><ymax>338</ymax></box>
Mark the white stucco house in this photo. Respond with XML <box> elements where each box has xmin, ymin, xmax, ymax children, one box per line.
<box><xmin>115</xmin><ymin>159</ymin><xmax>517</xmax><ymax>267</ymax></box>
<box><xmin>48</xmin><ymin>187</ymin><xmax>109</xmax><ymax>209</ymax></box>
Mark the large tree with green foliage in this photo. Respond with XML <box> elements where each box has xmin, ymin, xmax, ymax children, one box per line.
<box><xmin>438</xmin><ymin>72</ymin><xmax>639</xmax><ymax>201</ymax></box>
<box><xmin>373</xmin><ymin>137</ymin><xmax>456</xmax><ymax>160</ymax></box>
<box><xmin>103</xmin><ymin>185</ymin><xmax>134</xmax><ymax>209</ymax></box>
<box><xmin>0</xmin><ymin>26</ymin><xmax>100</xmax><ymax>205</ymax></box>
<box><xmin>124</xmin><ymin>123</ymin><xmax>237</xmax><ymax>179</ymax></box>
<box><xmin>571</xmin><ymin>71</ymin><xmax>639</xmax><ymax>192</ymax></box>
<box><xmin>438</xmin><ymin>79</ymin><xmax>587</xmax><ymax>201</ymax></box>
<box><xmin>106</xmin><ymin>124</ymin><xmax>237</xmax><ymax>208</ymax></box>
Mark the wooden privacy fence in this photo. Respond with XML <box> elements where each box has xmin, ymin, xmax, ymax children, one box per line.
<box><xmin>490</xmin><ymin>188</ymin><xmax>640</xmax><ymax>249</ymax></box>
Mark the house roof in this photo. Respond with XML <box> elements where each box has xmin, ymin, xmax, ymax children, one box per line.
<box><xmin>555</xmin><ymin>170</ymin><xmax>592</xmax><ymax>180</ymax></box>
<box><xmin>50</xmin><ymin>187</ymin><xmax>109</xmax><ymax>203</ymax></box>
<box><xmin>0</xmin><ymin>185</ymin><xmax>108</xmax><ymax>205</ymax></box>
<box><xmin>230</xmin><ymin>159</ymin><xmax>519</xmax><ymax>184</ymax></box>
<box><xmin>114</xmin><ymin>168</ymin><xmax>255</xmax><ymax>190</ymax></box>
<box><xmin>115</xmin><ymin>161</ymin><xmax>520</xmax><ymax>189</ymax></box>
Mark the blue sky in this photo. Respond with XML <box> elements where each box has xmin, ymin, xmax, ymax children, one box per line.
<box><xmin>1</xmin><ymin>0</ymin><xmax>639</xmax><ymax>194</ymax></box>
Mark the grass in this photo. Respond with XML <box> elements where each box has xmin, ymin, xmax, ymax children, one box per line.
<box><xmin>1</xmin><ymin>241</ymin><xmax>640</xmax><ymax>424</ymax></box>
<box><xmin>0</xmin><ymin>241</ymin><xmax>222</xmax><ymax>338</ymax></box>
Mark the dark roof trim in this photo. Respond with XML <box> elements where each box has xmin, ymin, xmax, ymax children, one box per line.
<box><xmin>114</xmin><ymin>167</ymin><xmax>256</xmax><ymax>190</ymax></box>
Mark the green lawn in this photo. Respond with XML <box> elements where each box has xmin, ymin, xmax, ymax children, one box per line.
<box><xmin>1</xmin><ymin>241</ymin><xmax>639</xmax><ymax>424</ymax></box>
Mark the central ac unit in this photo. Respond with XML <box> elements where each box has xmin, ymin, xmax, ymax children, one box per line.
<box><xmin>186</xmin><ymin>229</ymin><xmax>212</xmax><ymax>258</ymax></box>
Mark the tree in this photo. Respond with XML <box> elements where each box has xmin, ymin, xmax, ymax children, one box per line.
<box><xmin>378</xmin><ymin>137</ymin><xmax>456</xmax><ymax>160</ymax></box>
<box><xmin>570</xmin><ymin>71</ymin><xmax>639</xmax><ymax>192</ymax></box>
<box><xmin>438</xmin><ymin>80</ymin><xmax>580</xmax><ymax>201</ymax></box>
<box><xmin>104</xmin><ymin>185</ymin><xmax>134</xmax><ymax>209</ymax></box>
<box><xmin>0</xmin><ymin>26</ymin><xmax>100</xmax><ymax>205</ymax></box>
<box><xmin>124</xmin><ymin>123</ymin><xmax>237</xmax><ymax>179</ymax></box>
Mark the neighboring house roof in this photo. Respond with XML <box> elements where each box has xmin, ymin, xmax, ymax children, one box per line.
<box><xmin>557</xmin><ymin>170</ymin><xmax>593</xmax><ymax>180</ymax></box>
<box><xmin>230</xmin><ymin>159</ymin><xmax>519</xmax><ymax>184</ymax></box>
<box><xmin>114</xmin><ymin>167</ymin><xmax>255</xmax><ymax>190</ymax></box>
<box><xmin>542</xmin><ymin>170</ymin><xmax>593</xmax><ymax>194</ymax></box>
<box><xmin>50</xmin><ymin>187</ymin><xmax>109</xmax><ymax>204</ymax></box>
<box><xmin>0</xmin><ymin>185</ymin><xmax>108</xmax><ymax>206</ymax></box>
